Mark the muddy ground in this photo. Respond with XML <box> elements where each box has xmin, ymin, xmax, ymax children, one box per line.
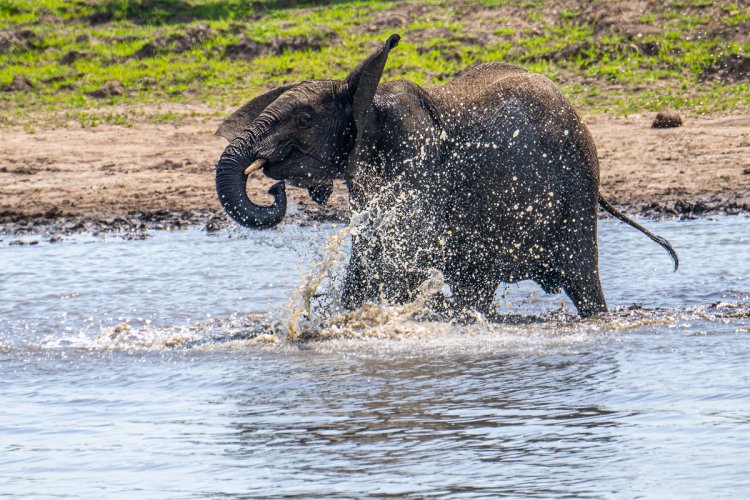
<box><xmin>1</xmin><ymin>113</ymin><xmax>749</xmax><ymax>239</ymax></box>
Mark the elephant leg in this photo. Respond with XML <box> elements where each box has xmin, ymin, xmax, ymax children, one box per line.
<box><xmin>342</xmin><ymin>236</ymin><xmax>379</xmax><ymax>310</ymax></box>
<box><xmin>449</xmin><ymin>269</ymin><xmax>498</xmax><ymax>318</ymax></box>
<box><xmin>559</xmin><ymin>209</ymin><xmax>607</xmax><ymax>317</ymax></box>
<box><xmin>563</xmin><ymin>270</ymin><xmax>607</xmax><ymax>318</ymax></box>
<box><xmin>386</xmin><ymin>269</ymin><xmax>429</xmax><ymax>304</ymax></box>
<box><xmin>342</xmin><ymin>235</ymin><xmax>424</xmax><ymax>309</ymax></box>
<box><xmin>342</xmin><ymin>263</ymin><xmax>365</xmax><ymax>310</ymax></box>
<box><xmin>535</xmin><ymin>268</ymin><xmax>563</xmax><ymax>295</ymax></box>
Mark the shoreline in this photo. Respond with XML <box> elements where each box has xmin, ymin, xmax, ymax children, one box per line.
<box><xmin>2</xmin><ymin>113</ymin><xmax>748</xmax><ymax>239</ymax></box>
<box><xmin>2</xmin><ymin>195</ymin><xmax>746</xmax><ymax>242</ymax></box>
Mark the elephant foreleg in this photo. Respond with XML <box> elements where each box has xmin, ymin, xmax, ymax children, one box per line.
<box><xmin>446</xmin><ymin>267</ymin><xmax>498</xmax><ymax>320</ymax></box>
<box><xmin>342</xmin><ymin>236</ymin><xmax>377</xmax><ymax>310</ymax></box>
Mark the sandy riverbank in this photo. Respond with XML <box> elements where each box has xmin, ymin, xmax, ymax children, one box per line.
<box><xmin>1</xmin><ymin>113</ymin><xmax>748</xmax><ymax>238</ymax></box>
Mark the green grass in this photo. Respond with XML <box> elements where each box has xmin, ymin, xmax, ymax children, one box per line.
<box><xmin>0</xmin><ymin>0</ymin><xmax>748</xmax><ymax>127</ymax></box>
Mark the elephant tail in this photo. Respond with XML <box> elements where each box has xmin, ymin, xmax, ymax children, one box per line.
<box><xmin>598</xmin><ymin>195</ymin><xmax>679</xmax><ymax>271</ymax></box>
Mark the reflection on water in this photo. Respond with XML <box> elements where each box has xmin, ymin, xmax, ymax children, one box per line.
<box><xmin>1</xmin><ymin>217</ymin><xmax>749</xmax><ymax>497</ymax></box>
<box><xmin>224</xmin><ymin>351</ymin><xmax>625</xmax><ymax>497</ymax></box>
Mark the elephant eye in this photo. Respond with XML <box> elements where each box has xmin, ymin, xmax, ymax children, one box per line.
<box><xmin>296</xmin><ymin>113</ymin><xmax>312</xmax><ymax>129</ymax></box>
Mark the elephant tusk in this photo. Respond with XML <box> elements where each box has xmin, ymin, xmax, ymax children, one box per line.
<box><xmin>244</xmin><ymin>158</ymin><xmax>267</xmax><ymax>176</ymax></box>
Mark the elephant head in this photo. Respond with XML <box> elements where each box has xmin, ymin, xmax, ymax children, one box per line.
<box><xmin>215</xmin><ymin>34</ymin><xmax>401</xmax><ymax>229</ymax></box>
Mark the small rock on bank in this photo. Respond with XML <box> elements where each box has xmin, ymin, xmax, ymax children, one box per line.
<box><xmin>652</xmin><ymin>111</ymin><xmax>683</xmax><ymax>129</ymax></box>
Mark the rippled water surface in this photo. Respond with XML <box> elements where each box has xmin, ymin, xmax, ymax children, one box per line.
<box><xmin>1</xmin><ymin>217</ymin><xmax>749</xmax><ymax>497</ymax></box>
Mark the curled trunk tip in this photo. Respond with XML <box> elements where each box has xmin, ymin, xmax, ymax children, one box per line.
<box><xmin>215</xmin><ymin>138</ymin><xmax>287</xmax><ymax>229</ymax></box>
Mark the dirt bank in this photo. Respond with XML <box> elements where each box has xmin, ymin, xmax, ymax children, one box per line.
<box><xmin>1</xmin><ymin>113</ymin><xmax>748</xmax><ymax>237</ymax></box>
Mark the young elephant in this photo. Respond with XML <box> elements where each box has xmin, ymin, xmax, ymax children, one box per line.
<box><xmin>215</xmin><ymin>34</ymin><xmax>678</xmax><ymax>318</ymax></box>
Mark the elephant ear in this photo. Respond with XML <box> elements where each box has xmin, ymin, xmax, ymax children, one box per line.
<box><xmin>215</xmin><ymin>83</ymin><xmax>298</xmax><ymax>142</ymax></box>
<box><xmin>346</xmin><ymin>34</ymin><xmax>400</xmax><ymax>140</ymax></box>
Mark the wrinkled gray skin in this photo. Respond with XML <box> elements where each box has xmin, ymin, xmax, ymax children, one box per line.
<box><xmin>215</xmin><ymin>34</ymin><xmax>678</xmax><ymax>318</ymax></box>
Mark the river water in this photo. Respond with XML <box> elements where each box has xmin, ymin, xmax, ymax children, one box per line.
<box><xmin>1</xmin><ymin>217</ymin><xmax>748</xmax><ymax>498</ymax></box>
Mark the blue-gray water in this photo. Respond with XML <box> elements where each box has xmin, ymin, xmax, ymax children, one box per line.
<box><xmin>1</xmin><ymin>217</ymin><xmax>749</xmax><ymax>498</ymax></box>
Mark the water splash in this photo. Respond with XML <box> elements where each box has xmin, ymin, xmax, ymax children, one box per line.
<box><xmin>35</xmin><ymin>313</ymin><xmax>280</xmax><ymax>351</ymax></box>
<box><xmin>287</xmin><ymin>223</ymin><xmax>350</xmax><ymax>341</ymax></box>
<box><xmin>20</xmin><ymin>299</ymin><xmax>748</xmax><ymax>354</ymax></box>
<box><xmin>291</xmin><ymin>267</ymin><xmax>448</xmax><ymax>342</ymax></box>
<box><xmin>284</xmin><ymin>178</ymin><xmax>454</xmax><ymax>342</ymax></box>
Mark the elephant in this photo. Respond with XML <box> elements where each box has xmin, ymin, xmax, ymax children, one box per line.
<box><xmin>214</xmin><ymin>34</ymin><xmax>678</xmax><ymax>318</ymax></box>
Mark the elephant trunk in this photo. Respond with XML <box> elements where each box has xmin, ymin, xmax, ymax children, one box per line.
<box><xmin>215</xmin><ymin>136</ymin><xmax>286</xmax><ymax>229</ymax></box>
